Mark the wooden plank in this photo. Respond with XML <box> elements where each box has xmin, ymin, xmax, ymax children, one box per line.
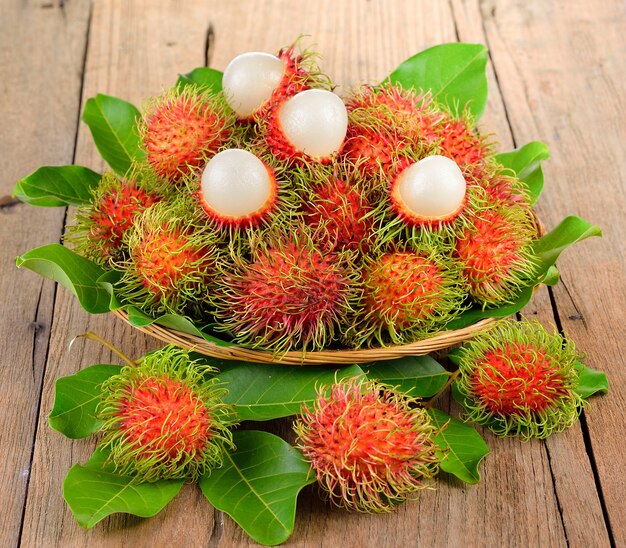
<box><xmin>480</xmin><ymin>0</ymin><xmax>626</xmax><ymax>544</ymax></box>
<box><xmin>20</xmin><ymin>1</ymin><xmax>218</xmax><ymax>546</ymax></box>
<box><xmin>0</xmin><ymin>1</ymin><xmax>91</xmax><ymax>546</ymax></box>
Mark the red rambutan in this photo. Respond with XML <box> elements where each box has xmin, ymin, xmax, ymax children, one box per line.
<box><xmin>211</xmin><ymin>230</ymin><xmax>357</xmax><ymax>353</ymax></box>
<box><xmin>98</xmin><ymin>346</ymin><xmax>235</xmax><ymax>481</ymax></box>
<box><xmin>434</xmin><ymin>112</ymin><xmax>491</xmax><ymax>173</ymax></box>
<box><xmin>116</xmin><ymin>202</ymin><xmax>219</xmax><ymax>317</ymax></box>
<box><xmin>68</xmin><ymin>169</ymin><xmax>163</xmax><ymax>265</ymax></box>
<box><xmin>294</xmin><ymin>379</ymin><xmax>440</xmax><ymax>512</ymax></box>
<box><xmin>454</xmin><ymin>204</ymin><xmax>537</xmax><ymax>306</ymax></box>
<box><xmin>347</xmin><ymin>246</ymin><xmax>467</xmax><ymax>347</ymax></box>
<box><xmin>141</xmin><ymin>86</ymin><xmax>235</xmax><ymax>183</ymax></box>
<box><xmin>454</xmin><ymin>319</ymin><xmax>585</xmax><ymax>439</ymax></box>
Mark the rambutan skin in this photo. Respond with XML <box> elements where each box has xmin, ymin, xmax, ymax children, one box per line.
<box><xmin>67</xmin><ymin>169</ymin><xmax>164</xmax><ymax>266</ymax></box>
<box><xmin>454</xmin><ymin>320</ymin><xmax>585</xmax><ymax>439</ymax></box>
<box><xmin>141</xmin><ymin>86</ymin><xmax>235</xmax><ymax>183</ymax></box>
<box><xmin>347</xmin><ymin>247</ymin><xmax>467</xmax><ymax>348</ymax></box>
<box><xmin>454</xmin><ymin>204</ymin><xmax>538</xmax><ymax>307</ymax></box>
<box><xmin>294</xmin><ymin>379</ymin><xmax>440</xmax><ymax>512</ymax></box>
<box><xmin>211</xmin><ymin>231</ymin><xmax>358</xmax><ymax>353</ymax></box>
<box><xmin>98</xmin><ymin>346</ymin><xmax>236</xmax><ymax>482</ymax></box>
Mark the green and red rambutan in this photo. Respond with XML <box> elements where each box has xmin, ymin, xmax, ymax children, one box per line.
<box><xmin>211</xmin><ymin>229</ymin><xmax>358</xmax><ymax>353</ymax></box>
<box><xmin>116</xmin><ymin>201</ymin><xmax>220</xmax><ymax>318</ymax></box>
<box><xmin>341</xmin><ymin>84</ymin><xmax>438</xmax><ymax>178</ymax></box>
<box><xmin>453</xmin><ymin>319</ymin><xmax>585</xmax><ymax>439</ymax></box>
<box><xmin>141</xmin><ymin>85</ymin><xmax>235</xmax><ymax>183</ymax></box>
<box><xmin>454</xmin><ymin>203</ymin><xmax>537</xmax><ymax>307</ymax></box>
<box><xmin>67</xmin><ymin>168</ymin><xmax>164</xmax><ymax>265</ymax></box>
<box><xmin>98</xmin><ymin>345</ymin><xmax>236</xmax><ymax>482</ymax></box>
<box><xmin>294</xmin><ymin>379</ymin><xmax>440</xmax><ymax>512</ymax></box>
<box><xmin>479</xmin><ymin>166</ymin><xmax>532</xmax><ymax>207</ymax></box>
<box><xmin>346</xmin><ymin>245</ymin><xmax>467</xmax><ymax>348</ymax></box>
<box><xmin>295</xmin><ymin>164</ymin><xmax>375</xmax><ymax>254</ymax></box>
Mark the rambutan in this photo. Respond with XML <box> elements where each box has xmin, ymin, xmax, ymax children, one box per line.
<box><xmin>341</xmin><ymin>84</ymin><xmax>442</xmax><ymax>179</ymax></box>
<box><xmin>454</xmin><ymin>204</ymin><xmax>537</xmax><ymax>307</ymax></box>
<box><xmin>222</xmin><ymin>40</ymin><xmax>330</xmax><ymax>120</ymax></box>
<box><xmin>141</xmin><ymin>85</ymin><xmax>235</xmax><ymax>183</ymax></box>
<box><xmin>454</xmin><ymin>319</ymin><xmax>585</xmax><ymax>439</ymax></box>
<box><xmin>294</xmin><ymin>379</ymin><xmax>440</xmax><ymax>512</ymax></box>
<box><xmin>211</xmin><ymin>230</ymin><xmax>357</xmax><ymax>353</ymax></box>
<box><xmin>296</xmin><ymin>165</ymin><xmax>375</xmax><ymax>254</ymax></box>
<box><xmin>116</xmin><ymin>202</ymin><xmax>219</xmax><ymax>317</ymax></box>
<box><xmin>261</xmin><ymin>89</ymin><xmax>348</xmax><ymax>165</ymax></box>
<box><xmin>347</xmin><ymin>246</ymin><xmax>467</xmax><ymax>347</ymax></box>
<box><xmin>98</xmin><ymin>345</ymin><xmax>235</xmax><ymax>481</ymax></box>
<box><xmin>479</xmin><ymin>168</ymin><xmax>531</xmax><ymax>207</ymax></box>
<box><xmin>434</xmin><ymin>112</ymin><xmax>491</xmax><ymax>174</ymax></box>
<box><xmin>68</xmin><ymin>169</ymin><xmax>163</xmax><ymax>265</ymax></box>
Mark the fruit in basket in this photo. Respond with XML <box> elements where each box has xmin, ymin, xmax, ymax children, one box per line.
<box><xmin>198</xmin><ymin>148</ymin><xmax>279</xmax><ymax>228</ymax></box>
<box><xmin>211</xmin><ymin>230</ymin><xmax>358</xmax><ymax>353</ymax></box>
<box><xmin>455</xmin><ymin>203</ymin><xmax>537</xmax><ymax>306</ymax></box>
<box><xmin>115</xmin><ymin>202</ymin><xmax>220</xmax><ymax>317</ymax></box>
<box><xmin>453</xmin><ymin>320</ymin><xmax>585</xmax><ymax>439</ymax></box>
<box><xmin>141</xmin><ymin>86</ymin><xmax>235</xmax><ymax>182</ymax></box>
<box><xmin>67</xmin><ymin>168</ymin><xmax>164</xmax><ymax>265</ymax></box>
<box><xmin>294</xmin><ymin>379</ymin><xmax>440</xmax><ymax>512</ymax></box>
<box><xmin>348</xmin><ymin>247</ymin><xmax>467</xmax><ymax>347</ymax></box>
<box><xmin>222</xmin><ymin>42</ymin><xmax>328</xmax><ymax>119</ymax></box>
<box><xmin>262</xmin><ymin>89</ymin><xmax>348</xmax><ymax>163</ymax></box>
<box><xmin>98</xmin><ymin>346</ymin><xmax>235</xmax><ymax>481</ymax></box>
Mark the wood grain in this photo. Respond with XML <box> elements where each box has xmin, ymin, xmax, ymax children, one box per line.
<box><xmin>2</xmin><ymin>0</ymin><xmax>623</xmax><ymax>546</ymax></box>
<box><xmin>0</xmin><ymin>1</ymin><xmax>91</xmax><ymax>546</ymax></box>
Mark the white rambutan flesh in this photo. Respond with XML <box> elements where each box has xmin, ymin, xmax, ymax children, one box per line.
<box><xmin>278</xmin><ymin>89</ymin><xmax>348</xmax><ymax>159</ymax></box>
<box><xmin>222</xmin><ymin>52</ymin><xmax>285</xmax><ymax>118</ymax></box>
<box><xmin>200</xmin><ymin>149</ymin><xmax>275</xmax><ymax>219</ymax></box>
<box><xmin>394</xmin><ymin>155</ymin><xmax>467</xmax><ymax>219</ymax></box>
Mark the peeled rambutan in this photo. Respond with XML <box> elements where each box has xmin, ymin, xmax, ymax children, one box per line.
<box><xmin>454</xmin><ymin>204</ymin><xmax>537</xmax><ymax>307</ymax></box>
<box><xmin>222</xmin><ymin>40</ymin><xmax>330</xmax><ymax>120</ymax></box>
<box><xmin>116</xmin><ymin>202</ymin><xmax>219</xmax><ymax>317</ymax></box>
<box><xmin>141</xmin><ymin>86</ymin><xmax>235</xmax><ymax>183</ymax></box>
<box><xmin>68</xmin><ymin>169</ymin><xmax>163</xmax><ymax>265</ymax></box>
<box><xmin>454</xmin><ymin>319</ymin><xmax>585</xmax><ymax>439</ymax></box>
<box><xmin>98</xmin><ymin>345</ymin><xmax>235</xmax><ymax>481</ymax></box>
<box><xmin>294</xmin><ymin>379</ymin><xmax>440</xmax><ymax>512</ymax></box>
<box><xmin>347</xmin><ymin>246</ymin><xmax>467</xmax><ymax>348</ymax></box>
<box><xmin>296</xmin><ymin>166</ymin><xmax>375</xmax><ymax>254</ymax></box>
<box><xmin>261</xmin><ymin>89</ymin><xmax>348</xmax><ymax>165</ymax></box>
<box><xmin>211</xmin><ymin>230</ymin><xmax>357</xmax><ymax>353</ymax></box>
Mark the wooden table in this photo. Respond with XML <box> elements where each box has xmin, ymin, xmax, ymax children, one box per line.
<box><xmin>2</xmin><ymin>1</ymin><xmax>624</xmax><ymax>546</ymax></box>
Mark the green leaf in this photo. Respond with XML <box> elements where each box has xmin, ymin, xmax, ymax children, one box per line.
<box><xmin>200</xmin><ymin>430</ymin><xmax>314</xmax><ymax>546</ymax></box>
<box><xmin>574</xmin><ymin>362</ymin><xmax>609</xmax><ymax>398</ymax></box>
<box><xmin>446</xmin><ymin>215</ymin><xmax>601</xmax><ymax>330</ymax></box>
<box><xmin>542</xmin><ymin>265</ymin><xmax>560</xmax><ymax>286</ymax></box>
<box><xmin>63</xmin><ymin>447</ymin><xmax>184</xmax><ymax>529</ymax></box>
<box><xmin>82</xmin><ymin>94</ymin><xmax>145</xmax><ymax>175</ymax></box>
<box><xmin>16</xmin><ymin>244</ymin><xmax>110</xmax><ymax>313</ymax></box>
<box><xmin>177</xmin><ymin>67</ymin><xmax>223</xmax><ymax>92</ymax></box>
<box><xmin>364</xmin><ymin>356</ymin><xmax>449</xmax><ymax>398</ymax></box>
<box><xmin>495</xmin><ymin>141</ymin><xmax>550</xmax><ymax>205</ymax></box>
<box><xmin>428</xmin><ymin>408</ymin><xmax>488</xmax><ymax>484</ymax></box>
<box><xmin>49</xmin><ymin>364</ymin><xmax>122</xmax><ymax>439</ymax></box>
<box><xmin>386</xmin><ymin>43</ymin><xmax>489</xmax><ymax>118</ymax></box>
<box><xmin>533</xmin><ymin>216</ymin><xmax>602</xmax><ymax>275</ymax></box>
<box><xmin>217</xmin><ymin>363</ymin><xmax>364</xmax><ymax>421</ymax></box>
<box><xmin>13</xmin><ymin>165</ymin><xmax>101</xmax><ymax>207</ymax></box>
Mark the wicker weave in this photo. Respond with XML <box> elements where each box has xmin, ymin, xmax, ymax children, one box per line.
<box><xmin>112</xmin><ymin>214</ymin><xmax>544</xmax><ymax>365</ymax></box>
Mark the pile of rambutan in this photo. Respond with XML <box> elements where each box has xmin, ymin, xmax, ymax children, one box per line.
<box><xmin>64</xmin><ymin>39</ymin><xmax>542</xmax><ymax>354</ymax></box>
<box><xmin>15</xmin><ymin>39</ymin><xmax>607</xmax><ymax>547</ymax></box>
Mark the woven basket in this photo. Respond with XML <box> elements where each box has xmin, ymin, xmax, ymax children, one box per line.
<box><xmin>112</xmin><ymin>214</ymin><xmax>545</xmax><ymax>365</ymax></box>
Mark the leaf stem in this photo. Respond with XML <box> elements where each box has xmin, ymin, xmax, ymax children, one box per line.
<box><xmin>71</xmin><ymin>332</ymin><xmax>137</xmax><ymax>367</ymax></box>
<box><xmin>424</xmin><ymin>369</ymin><xmax>459</xmax><ymax>409</ymax></box>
